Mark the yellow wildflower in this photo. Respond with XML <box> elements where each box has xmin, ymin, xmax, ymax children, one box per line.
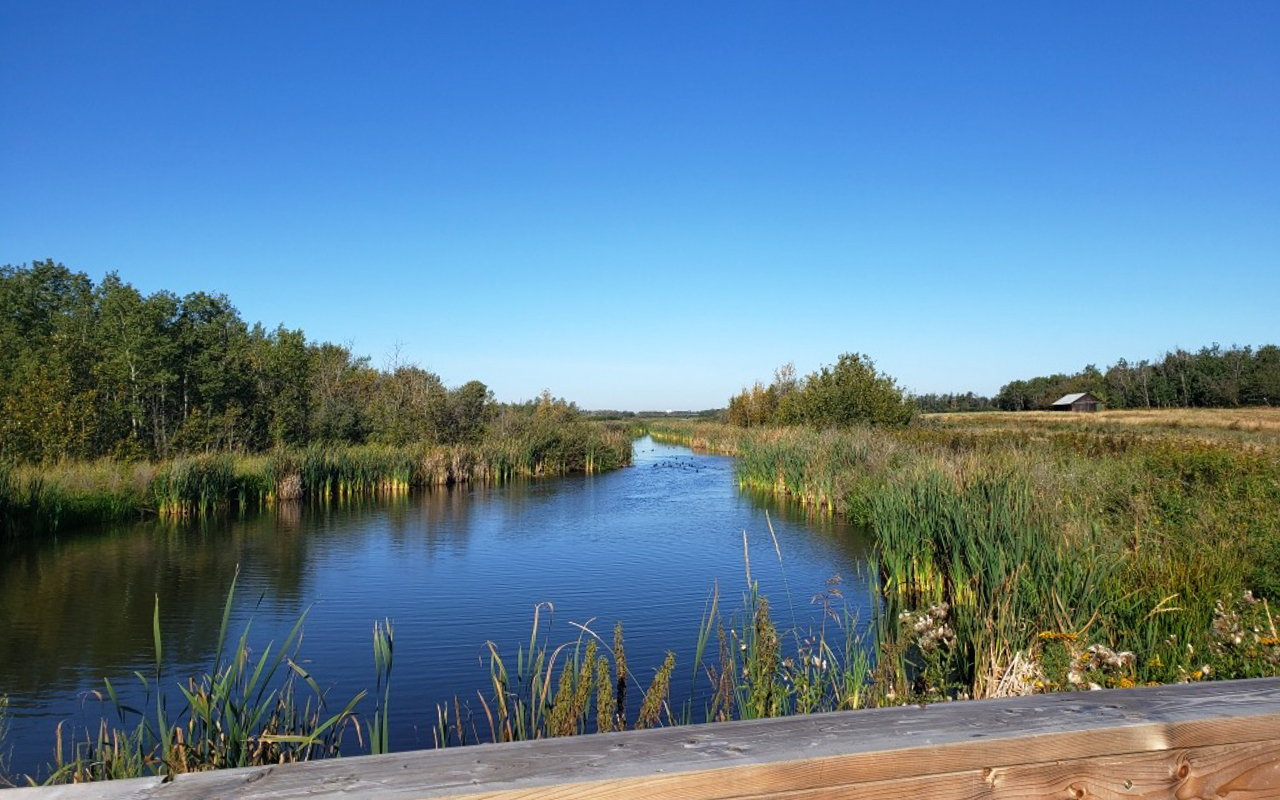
<box><xmin>1037</xmin><ymin>631</ymin><xmax>1078</xmax><ymax>642</ymax></box>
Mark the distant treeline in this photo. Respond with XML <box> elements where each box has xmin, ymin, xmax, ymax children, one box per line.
<box><xmin>733</xmin><ymin>344</ymin><xmax>1280</xmax><ymax>419</ymax></box>
<box><xmin>994</xmin><ymin>344</ymin><xmax>1280</xmax><ymax>411</ymax></box>
<box><xmin>913</xmin><ymin>393</ymin><xmax>997</xmax><ymax>414</ymax></box>
<box><xmin>0</xmin><ymin>260</ymin><xmax>581</xmax><ymax>465</ymax></box>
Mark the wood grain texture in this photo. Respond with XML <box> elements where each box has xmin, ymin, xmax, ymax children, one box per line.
<box><xmin>9</xmin><ymin>678</ymin><xmax>1280</xmax><ymax>799</ymax></box>
<box><xmin>988</xmin><ymin>740</ymin><xmax>1280</xmax><ymax>799</ymax></box>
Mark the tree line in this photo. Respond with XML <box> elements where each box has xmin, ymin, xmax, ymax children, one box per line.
<box><xmin>993</xmin><ymin>344</ymin><xmax>1280</xmax><ymax>411</ymax></box>
<box><xmin>727</xmin><ymin>343</ymin><xmax>1280</xmax><ymax>423</ymax></box>
<box><xmin>0</xmin><ymin>260</ymin><xmax>565</xmax><ymax>465</ymax></box>
<box><xmin>912</xmin><ymin>392</ymin><xmax>997</xmax><ymax>414</ymax></box>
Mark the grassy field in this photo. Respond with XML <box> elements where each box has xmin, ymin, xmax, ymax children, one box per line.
<box><xmin>644</xmin><ymin>409</ymin><xmax>1280</xmax><ymax>700</ymax></box>
<box><xmin>920</xmin><ymin>407</ymin><xmax>1280</xmax><ymax>446</ymax></box>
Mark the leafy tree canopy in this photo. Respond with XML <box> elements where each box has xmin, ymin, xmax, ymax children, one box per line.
<box><xmin>727</xmin><ymin>353</ymin><xmax>914</xmax><ymax>428</ymax></box>
<box><xmin>0</xmin><ymin>261</ymin><xmax>548</xmax><ymax>464</ymax></box>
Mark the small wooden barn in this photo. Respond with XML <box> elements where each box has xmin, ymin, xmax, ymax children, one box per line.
<box><xmin>1050</xmin><ymin>392</ymin><xmax>1103</xmax><ymax>412</ymax></box>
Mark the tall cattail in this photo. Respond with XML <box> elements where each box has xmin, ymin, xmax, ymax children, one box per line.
<box><xmin>636</xmin><ymin>652</ymin><xmax>676</xmax><ymax>730</ymax></box>
<box><xmin>595</xmin><ymin>655</ymin><xmax>615</xmax><ymax>733</ymax></box>
<box><xmin>613</xmin><ymin>621</ymin><xmax>627</xmax><ymax>730</ymax></box>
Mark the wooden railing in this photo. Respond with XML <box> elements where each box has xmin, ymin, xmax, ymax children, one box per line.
<box><xmin>14</xmin><ymin>677</ymin><xmax>1280</xmax><ymax>799</ymax></box>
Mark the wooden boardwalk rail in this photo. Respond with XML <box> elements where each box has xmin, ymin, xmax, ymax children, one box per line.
<box><xmin>14</xmin><ymin>678</ymin><xmax>1280</xmax><ymax>799</ymax></box>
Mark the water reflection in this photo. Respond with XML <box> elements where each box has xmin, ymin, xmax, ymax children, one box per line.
<box><xmin>0</xmin><ymin>437</ymin><xmax>873</xmax><ymax>777</ymax></box>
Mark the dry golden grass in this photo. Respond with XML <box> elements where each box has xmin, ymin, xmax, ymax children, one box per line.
<box><xmin>17</xmin><ymin>459</ymin><xmax>157</xmax><ymax>498</ymax></box>
<box><xmin>921</xmin><ymin>407</ymin><xmax>1280</xmax><ymax>448</ymax></box>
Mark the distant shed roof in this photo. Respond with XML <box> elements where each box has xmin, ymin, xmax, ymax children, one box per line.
<box><xmin>1051</xmin><ymin>393</ymin><xmax>1090</xmax><ymax>406</ymax></box>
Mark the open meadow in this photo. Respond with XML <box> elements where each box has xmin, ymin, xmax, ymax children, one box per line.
<box><xmin>921</xmin><ymin>407</ymin><xmax>1280</xmax><ymax>447</ymax></box>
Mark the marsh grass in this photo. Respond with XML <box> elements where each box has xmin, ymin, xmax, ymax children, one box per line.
<box><xmin>266</xmin><ymin>445</ymin><xmax>417</xmax><ymax>501</ymax></box>
<box><xmin>151</xmin><ymin>454</ymin><xmax>242</xmax><ymax>517</ymax></box>
<box><xmin>449</xmin><ymin>607</ymin><xmax>677</xmax><ymax>746</ymax></box>
<box><xmin>688</xmin><ymin>552</ymin><xmax>876</xmax><ymax>723</ymax></box>
<box><xmin>647</xmin><ymin>416</ymin><xmax>1280</xmax><ymax>701</ymax></box>
<box><xmin>23</xmin><ymin>533</ymin><xmax>880</xmax><ymax>784</ymax></box>
<box><xmin>924</xmin><ymin>408</ymin><xmax>1280</xmax><ymax>447</ymax></box>
<box><xmin>4</xmin><ymin>421</ymin><xmax>633</xmax><ymax>539</ymax></box>
<box><xmin>427</xmin><ymin>537</ymin><xmax>877</xmax><ymax>750</ymax></box>
<box><xmin>641</xmin><ymin>421</ymin><xmax>745</xmax><ymax>456</ymax></box>
<box><xmin>871</xmin><ymin>466</ymin><xmax>1117</xmax><ymax>699</ymax></box>
<box><xmin>34</xmin><ymin>571</ymin><xmax>365</xmax><ymax>785</ymax></box>
<box><xmin>1</xmin><ymin>460</ymin><xmax>143</xmax><ymax>537</ymax></box>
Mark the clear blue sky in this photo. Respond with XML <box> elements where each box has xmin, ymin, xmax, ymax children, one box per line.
<box><xmin>3</xmin><ymin>2</ymin><xmax>1276</xmax><ymax>409</ymax></box>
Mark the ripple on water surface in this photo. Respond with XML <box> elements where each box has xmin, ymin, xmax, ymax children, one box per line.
<box><xmin>0</xmin><ymin>437</ymin><xmax>873</xmax><ymax>776</ymax></box>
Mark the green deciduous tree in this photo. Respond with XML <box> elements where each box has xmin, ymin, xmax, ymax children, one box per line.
<box><xmin>727</xmin><ymin>355</ymin><xmax>914</xmax><ymax>428</ymax></box>
<box><xmin>791</xmin><ymin>353</ymin><xmax>915</xmax><ymax>428</ymax></box>
<box><xmin>998</xmin><ymin>343</ymin><xmax>1280</xmax><ymax>411</ymax></box>
<box><xmin>0</xmin><ymin>261</ymin><xmax>524</xmax><ymax>463</ymax></box>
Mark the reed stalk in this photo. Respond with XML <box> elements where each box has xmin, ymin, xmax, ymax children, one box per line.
<box><xmin>648</xmin><ymin>417</ymin><xmax>1280</xmax><ymax>700</ymax></box>
<box><xmin>5</xmin><ymin>420</ymin><xmax>633</xmax><ymax>540</ymax></box>
<box><xmin>37</xmin><ymin>570</ymin><xmax>365</xmax><ymax>784</ymax></box>
<box><xmin>366</xmin><ymin>620</ymin><xmax>394</xmax><ymax>755</ymax></box>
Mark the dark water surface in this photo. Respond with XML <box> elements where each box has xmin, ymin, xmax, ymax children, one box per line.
<box><xmin>0</xmin><ymin>437</ymin><xmax>872</xmax><ymax>778</ymax></box>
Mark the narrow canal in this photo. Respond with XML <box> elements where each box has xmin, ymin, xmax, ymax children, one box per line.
<box><xmin>0</xmin><ymin>436</ymin><xmax>873</xmax><ymax>779</ymax></box>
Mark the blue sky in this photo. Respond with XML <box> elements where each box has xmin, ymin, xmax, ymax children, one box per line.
<box><xmin>3</xmin><ymin>2</ymin><xmax>1277</xmax><ymax>409</ymax></box>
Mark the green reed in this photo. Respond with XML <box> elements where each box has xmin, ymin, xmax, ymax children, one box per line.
<box><xmin>686</xmin><ymin>561</ymin><xmax>876</xmax><ymax>725</ymax></box>
<box><xmin>469</xmin><ymin>605</ymin><xmax>628</xmax><ymax>743</ymax></box>
<box><xmin>1</xmin><ymin>460</ymin><xmax>143</xmax><ymax>537</ymax></box>
<box><xmin>870</xmin><ymin>466</ymin><xmax>1115</xmax><ymax>698</ymax></box>
<box><xmin>646</xmin><ymin>418</ymin><xmax>1280</xmax><ymax>701</ymax></box>
<box><xmin>4</xmin><ymin>420</ymin><xmax>633</xmax><ymax>540</ymax></box>
<box><xmin>20</xmin><ymin>546</ymin><xmax>887</xmax><ymax>786</ymax></box>
<box><xmin>366</xmin><ymin>620</ymin><xmax>395</xmax><ymax>755</ymax></box>
<box><xmin>432</xmin><ymin>606</ymin><xmax>688</xmax><ymax>749</ymax></box>
<box><xmin>35</xmin><ymin>571</ymin><xmax>365</xmax><ymax>785</ymax></box>
<box><xmin>151</xmin><ymin>453</ymin><xmax>240</xmax><ymax>517</ymax></box>
<box><xmin>0</xmin><ymin>461</ymin><xmax>44</xmax><ymax>536</ymax></box>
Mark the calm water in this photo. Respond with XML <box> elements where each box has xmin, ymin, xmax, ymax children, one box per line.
<box><xmin>0</xmin><ymin>437</ymin><xmax>872</xmax><ymax>777</ymax></box>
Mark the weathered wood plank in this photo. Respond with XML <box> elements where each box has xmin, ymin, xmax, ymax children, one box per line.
<box><xmin>9</xmin><ymin>678</ymin><xmax>1280</xmax><ymax>799</ymax></box>
<box><xmin>989</xmin><ymin>740</ymin><xmax>1280</xmax><ymax>799</ymax></box>
<box><xmin>700</xmin><ymin>740</ymin><xmax>1280</xmax><ymax>800</ymax></box>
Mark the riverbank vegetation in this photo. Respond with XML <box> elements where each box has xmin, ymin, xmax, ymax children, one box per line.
<box><xmin>1</xmin><ymin>412</ymin><xmax>631</xmax><ymax>537</ymax></box>
<box><xmin>20</xmin><ymin>574</ymin><xmax>369</xmax><ymax>784</ymax></box>
<box><xmin>7</xmin><ymin>259</ymin><xmax>1280</xmax><ymax>782</ymax></box>
<box><xmin>0</xmin><ymin>261</ymin><xmax>631</xmax><ymax>538</ymax></box>
<box><xmin>645</xmin><ymin>410</ymin><xmax>1280</xmax><ymax>702</ymax></box>
<box><xmin>8</xmin><ymin>417</ymin><xmax>1279</xmax><ymax>785</ymax></box>
<box><xmin>6</xmin><ymin>556</ymin><xmax>877</xmax><ymax>785</ymax></box>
